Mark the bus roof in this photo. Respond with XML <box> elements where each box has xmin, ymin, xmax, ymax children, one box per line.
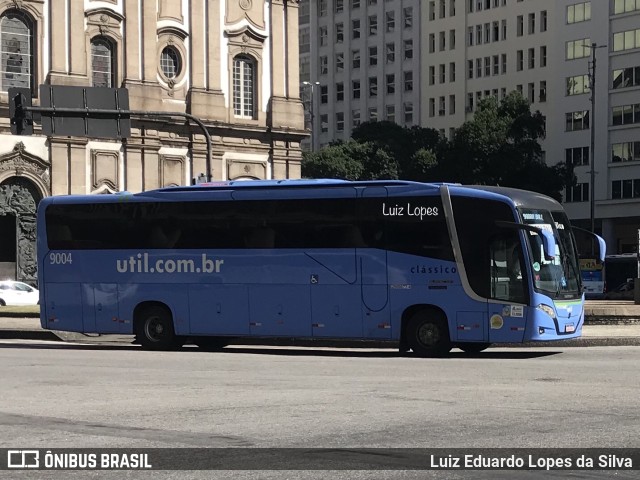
<box><xmin>40</xmin><ymin>179</ymin><xmax>561</xmax><ymax>209</ymax></box>
<box><xmin>460</xmin><ymin>185</ymin><xmax>563</xmax><ymax>211</ymax></box>
<box><xmin>153</xmin><ymin>179</ymin><xmax>437</xmax><ymax>192</ymax></box>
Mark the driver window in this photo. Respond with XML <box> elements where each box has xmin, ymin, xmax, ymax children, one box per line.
<box><xmin>489</xmin><ymin>233</ymin><xmax>526</xmax><ymax>304</ymax></box>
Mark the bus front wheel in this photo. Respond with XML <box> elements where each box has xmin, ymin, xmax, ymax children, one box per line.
<box><xmin>458</xmin><ymin>342</ymin><xmax>491</xmax><ymax>354</ymax></box>
<box><xmin>135</xmin><ymin>306</ymin><xmax>178</xmax><ymax>350</ymax></box>
<box><xmin>406</xmin><ymin>311</ymin><xmax>451</xmax><ymax>357</ymax></box>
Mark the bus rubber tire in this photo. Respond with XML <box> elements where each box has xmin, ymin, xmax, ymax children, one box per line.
<box><xmin>136</xmin><ymin>305</ymin><xmax>178</xmax><ymax>350</ymax></box>
<box><xmin>406</xmin><ymin>311</ymin><xmax>451</xmax><ymax>357</ymax></box>
<box><xmin>458</xmin><ymin>342</ymin><xmax>491</xmax><ymax>354</ymax></box>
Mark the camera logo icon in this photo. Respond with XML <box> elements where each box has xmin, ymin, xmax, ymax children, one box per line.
<box><xmin>7</xmin><ymin>450</ymin><xmax>40</xmax><ymax>469</ymax></box>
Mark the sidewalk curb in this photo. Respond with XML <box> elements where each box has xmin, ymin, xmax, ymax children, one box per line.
<box><xmin>0</xmin><ymin>329</ymin><xmax>62</xmax><ymax>342</ymax></box>
<box><xmin>0</xmin><ymin>312</ymin><xmax>40</xmax><ymax>318</ymax></box>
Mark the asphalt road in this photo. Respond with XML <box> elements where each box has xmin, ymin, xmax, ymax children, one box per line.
<box><xmin>0</xmin><ymin>340</ymin><xmax>638</xmax><ymax>480</ymax></box>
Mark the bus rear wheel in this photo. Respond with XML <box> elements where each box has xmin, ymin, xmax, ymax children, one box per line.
<box><xmin>406</xmin><ymin>311</ymin><xmax>451</xmax><ymax>357</ymax></box>
<box><xmin>458</xmin><ymin>342</ymin><xmax>491</xmax><ymax>354</ymax></box>
<box><xmin>135</xmin><ymin>306</ymin><xmax>178</xmax><ymax>350</ymax></box>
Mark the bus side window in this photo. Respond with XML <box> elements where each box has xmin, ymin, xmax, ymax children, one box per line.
<box><xmin>49</xmin><ymin>224</ymin><xmax>74</xmax><ymax>249</ymax></box>
<box><xmin>244</xmin><ymin>227</ymin><xmax>275</xmax><ymax>249</ymax></box>
<box><xmin>149</xmin><ymin>225</ymin><xmax>182</xmax><ymax>249</ymax></box>
<box><xmin>337</xmin><ymin>225</ymin><xmax>366</xmax><ymax>248</ymax></box>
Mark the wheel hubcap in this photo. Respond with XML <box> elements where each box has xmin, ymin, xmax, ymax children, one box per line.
<box><xmin>144</xmin><ymin>317</ymin><xmax>164</xmax><ymax>342</ymax></box>
<box><xmin>417</xmin><ymin>323</ymin><xmax>439</xmax><ymax>347</ymax></box>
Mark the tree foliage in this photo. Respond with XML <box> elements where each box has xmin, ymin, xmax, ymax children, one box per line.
<box><xmin>301</xmin><ymin>92</ymin><xmax>573</xmax><ymax>200</ymax></box>
<box><xmin>301</xmin><ymin>140</ymin><xmax>397</xmax><ymax>180</ymax></box>
<box><xmin>446</xmin><ymin>92</ymin><xmax>571</xmax><ymax>200</ymax></box>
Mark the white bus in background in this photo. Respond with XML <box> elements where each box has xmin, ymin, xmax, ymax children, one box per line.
<box><xmin>580</xmin><ymin>258</ymin><xmax>605</xmax><ymax>299</ymax></box>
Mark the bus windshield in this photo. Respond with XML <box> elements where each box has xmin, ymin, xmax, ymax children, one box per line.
<box><xmin>519</xmin><ymin>208</ymin><xmax>581</xmax><ymax>299</ymax></box>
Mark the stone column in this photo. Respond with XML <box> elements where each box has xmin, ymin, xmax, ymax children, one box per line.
<box><xmin>69</xmin><ymin>140</ymin><xmax>88</xmax><ymax>194</ymax></box>
<box><xmin>125</xmin><ymin>0</ymin><xmax>164</xmax><ymax>111</ymax></box>
<box><xmin>124</xmin><ymin>137</ymin><xmax>144</xmax><ymax>193</ymax></box>
<box><xmin>190</xmin><ymin>0</ymin><xmax>206</xmax><ymax>90</ymax></box>
<box><xmin>268</xmin><ymin>0</ymin><xmax>304</xmax><ymax>131</ymax></box>
<box><xmin>69</xmin><ymin>0</ymin><xmax>87</xmax><ymax>79</ymax></box>
<box><xmin>47</xmin><ymin>0</ymin><xmax>67</xmax><ymax>80</ymax></box>
<box><xmin>50</xmin><ymin>140</ymin><xmax>69</xmax><ymax>195</ymax></box>
<box><xmin>140</xmin><ymin>129</ymin><xmax>161</xmax><ymax>191</ymax></box>
<box><xmin>270</xmin><ymin>0</ymin><xmax>286</xmax><ymax>98</ymax></box>
<box><xmin>285</xmin><ymin>1</ymin><xmax>300</xmax><ymax>98</ymax></box>
<box><xmin>208</xmin><ymin>0</ymin><xmax>222</xmax><ymax>91</ymax></box>
<box><xmin>123</xmin><ymin>0</ymin><xmax>142</xmax><ymax>82</ymax></box>
<box><xmin>188</xmin><ymin>0</ymin><xmax>226</xmax><ymax>122</ymax></box>
<box><xmin>142</xmin><ymin>0</ymin><xmax>157</xmax><ymax>83</ymax></box>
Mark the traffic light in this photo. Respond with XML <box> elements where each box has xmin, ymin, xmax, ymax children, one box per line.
<box><xmin>8</xmin><ymin>87</ymin><xmax>33</xmax><ymax>136</ymax></box>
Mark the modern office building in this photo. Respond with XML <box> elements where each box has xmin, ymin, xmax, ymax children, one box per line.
<box><xmin>0</xmin><ymin>0</ymin><xmax>305</xmax><ymax>283</ymax></box>
<box><xmin>298</xmin><ymin>0</ymin><xmax>423</xmax><ymax>151</ymax></box>
<box><xmin>426</xmin><ymin>0</ymin><xmax>640</xmax><ymax>254</ymax></box>
<box><xmin>301</xmin><ymin>0</ymin><xmax>640</xmax><ymax>254</ymax></box>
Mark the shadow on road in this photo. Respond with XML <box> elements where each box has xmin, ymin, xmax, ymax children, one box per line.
<box><xmin>0</xmin><ymin>341</ymin><xmax>562</xmax><ymax>359</ymax></box>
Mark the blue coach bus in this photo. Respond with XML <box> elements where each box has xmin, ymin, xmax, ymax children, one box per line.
<box><xmin>36</xmin><ymin>180</ymin><xmax>604</xmax><ymax>356</ymax></box>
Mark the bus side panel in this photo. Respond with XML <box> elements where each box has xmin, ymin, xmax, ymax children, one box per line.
<box><xmin>90</xmin><ymin>284</ymin><xmax>120</xmax><ymax>334</ymax></box>
<box><xmin>249</xmin><ymin>285</ymin><xmax>311</xmax><ymax>337</ymax></box>
<box><xmin>189</xmin><ymin>284</ymin><xmax>250</xmax><ymax>335</ymax></box>
<box><xmin>118</xmin><ymin>284</ymin><xmax>190</xmax><ymax>335</ymax></box>
<box><xmin>455</xmin><ymin>311</ymin><xmax>486</xmax><ymax>342</ymax></box>
<box><xmin>360</xmin><ymin>249</ymin><xmax>391</xmax><ymax>339</ymax></box>
<box><xmin>363</xmin><ymin>284</ymin><xmax>392</xmax><ymax>339</ymax></box>
<box><xmin>44</xmin><ymin>283</ymin><xmax>84</xmax><ymax>332</ymax></box>
<box><xmin>487</xmin><ymin>302</ymin><xmax>526</xmax><ymax>343</ymax></box>
<box><xmin>311</xmin><ymin>284</ymin><xmax>362</xmax><ymax>338</ymax></box>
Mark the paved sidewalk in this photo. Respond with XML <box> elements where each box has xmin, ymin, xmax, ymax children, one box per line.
<box><xmin>584</xmin><ymin>300</ymin><xmax>640</xmax><ymax>319</ymax></box>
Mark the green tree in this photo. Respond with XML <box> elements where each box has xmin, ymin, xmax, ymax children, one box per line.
<box><xmin>301</xmin><ymin>140</ymin><xmax>397</xmax><ymax>180</ymax></box>
<box><xmin>447</xmin><ymin>92</ymin><xmax>572</xmax><ymax>200</ymax></box>
<box><xmin>351</xmin><ymin>121</ymin><xmax>443</xmax><ymax>180</ymax></box>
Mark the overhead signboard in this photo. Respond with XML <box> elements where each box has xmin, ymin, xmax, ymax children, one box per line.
<box><xmin>39</xmin><ymin>85</ymin><xmax>131</xmax><ymax>139</ymax></box>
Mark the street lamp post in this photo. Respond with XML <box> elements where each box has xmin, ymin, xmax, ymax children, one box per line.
<box><xmin>587</xmin><ymin>43</ymin><xmax>606</xmax><ymax>236</ymax></box>
<box><xmin>302</xmin><ymin>81</ymin><xmax>320</xmax><ymax>151</ymax></box>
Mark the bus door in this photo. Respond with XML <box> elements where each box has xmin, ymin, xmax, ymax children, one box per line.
<box><xmin>450</xmin><ymin>194</ymin><xmax>528</xmax><ymax>344</ymax></box>
<box><xmin>486</xmin><ymin>232</ymin><xmax>528</xmax><ymax>343</ymax></box>
<box><xmin>360</xmin><ymin>187</ymin><xmax>390</xmax><ymax>339</ymax></box>
<box><xmin>309</xmin><ymin>189</ymin><xmax>362</xmax><ymax>338</ymax></box>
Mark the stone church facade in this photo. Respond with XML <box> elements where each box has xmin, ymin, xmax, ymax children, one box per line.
<box><xmin>0</xmin><ymin>0</ymin><xmax>306</xmax><ymax>283</ymax></box>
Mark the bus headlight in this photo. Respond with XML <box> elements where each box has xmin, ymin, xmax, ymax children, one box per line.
<box><xmin>536</xmin><ymin>304</ymin><xmax>556</xmax><ymax>320</ymax></box>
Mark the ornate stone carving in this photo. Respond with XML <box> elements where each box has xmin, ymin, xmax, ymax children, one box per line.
<box><xmin>227</xmin><ymin>159</ymin><xmax>266</xmax><ymax>180</ymax></box>
<box><xmin>90</xmin><ymin>150</ymin><xmax>119</xmax><ymax>193</ymax></box>
<box><xmin>226</xmin><ymin>0</ymin><xmax>265</xmax><ymax>30</ymax></box>
<box><xmin>0</xmin><ymin>145</ymin><xmax>50</xmax><ymax>190</ymax></box>
<box><xmin>0</xmin><ymin>178</ymin><xmax>41</xmax><ymax>283</ymax></box>
<box><xmin>160</xmin><ymin>155</ymin><xmax>185</xmax><ymax>187</ymax></box>
<box><xmin>158</xmin><ymin>0</ymin><xmax>184</xmax><ymax>23</ymax></box>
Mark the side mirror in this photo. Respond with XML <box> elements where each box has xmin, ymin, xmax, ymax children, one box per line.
<box><xmin>595</xmin><ymin>234</ymin><xmax>606</xmax><ymax>263</ymax></box>
<box><xmin>571</xmin><ymin>226</ymin><xmax>606</xmax><ymax>263</ymax></box>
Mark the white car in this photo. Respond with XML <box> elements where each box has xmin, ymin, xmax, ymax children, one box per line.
<box><xmin>0</xmin><ymin>281</ymin><xmax>40</xmax><ymax>306</ymax></box>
